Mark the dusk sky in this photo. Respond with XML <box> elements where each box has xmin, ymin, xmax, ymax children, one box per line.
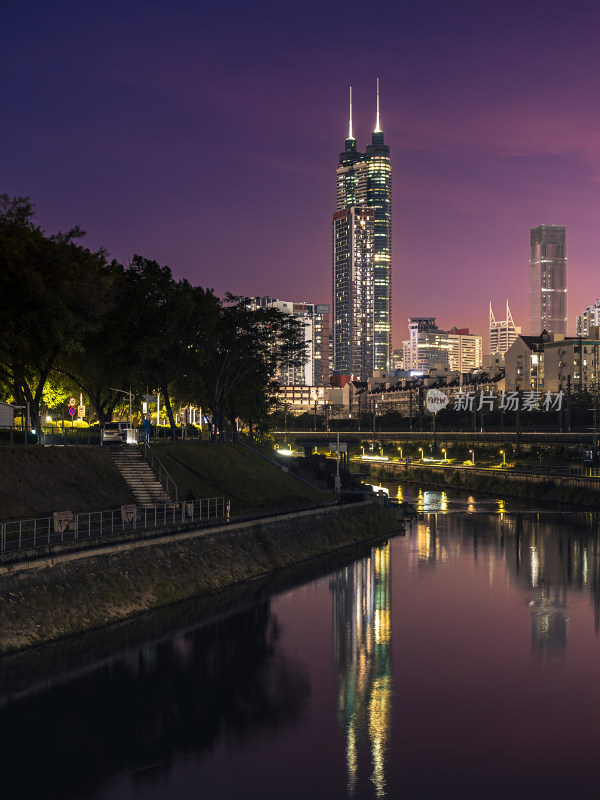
<box><xmin>4</xmin><ymin>0</ymin><xmax>600</xmax><ymax>349</ymax></box>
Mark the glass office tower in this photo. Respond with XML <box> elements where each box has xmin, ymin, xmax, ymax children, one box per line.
<box><xmin>529</xmin><ymin>225</ymin><xmax>567</xmax><ymax>335</ymax></box>
<box><xmin>333</xmin><ymin>83</ymin><xmax>391</xmax><ymax>378</ymax></box>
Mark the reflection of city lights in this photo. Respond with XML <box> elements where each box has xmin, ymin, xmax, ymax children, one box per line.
<box><xmin>583</xmin><ymin>549</ymin><xmax>588</xmax><ymax>585</ymax></box>
<box><xmin>332</xmin><ymin>543</ymin><xmax>392</xmax><ymax>797</ymax></box>
<box><xmin>419</xmin><ymin>490</ymin><xmax>448</xmax><ymax>512</ymax></box>
<box><xmin>418</xmin><ymin>525</ymin><xmax>432</xmax><ymax>560</ymax></box>
<box><xmin>440</xmin><ymin>491</ymin><xmax>448</xmax><ymax>512</ymax></box>
<box><xmin>347</xmin><ymin>720</ymin><xmax>358</xmax><ymax>795</ymax></box>
<box><xmin>369</xmin><ymin>675</ymin><xmax>392</xmax><ymax>798</ymax></box>
<box><xmin>531</xmin><ymin>546</ymin><xmax>539</xmax><ymax>587</ymax></box>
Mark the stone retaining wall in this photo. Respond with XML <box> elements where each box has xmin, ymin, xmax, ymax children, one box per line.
<box><xmin>0</xmin><ymin>501</ymin><xmax>399</xmax><ymax>654</ymax></box>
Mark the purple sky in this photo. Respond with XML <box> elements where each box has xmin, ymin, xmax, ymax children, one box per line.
<box><xmin>3</xmin><ymin>0</ymin><xmax>600</xmax><ymax>349</ymax></box>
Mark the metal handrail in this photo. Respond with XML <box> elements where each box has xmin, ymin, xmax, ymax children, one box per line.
<box><xmin>0</xmin><ymin>496</ymin><xmax>228</xmax><ymax>554</ymax></box>
<box><xmin>141</xmin><ymin>441</ymin><xmax>179</xmax><ymax>503</ymax></box>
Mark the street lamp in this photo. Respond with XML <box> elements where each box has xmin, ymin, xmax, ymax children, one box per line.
<box><xmin>419</xmin><ymin>447</ymin><xmax>424</xmax><ymax>461</ymax></box>
<box><xmin>398</xmin><ymin>446</ymin><xmax>403</xmax><ymax>459</ymax></box>
<box><xmin>500</xmin><ymin>449</ymin><xmax>506</xmax><ymax>465</ymax></box>
<box><xmin>442</xmin><ymin>448</ymin><xmax>447</xmax><ymax>461</ymax></box>
<box><xmin>109</xmin><ymin>387</ymin><xmax>133</xmax><ymax>424</ymax></box>
<box><xmin>469</xmin><ymin>449</ymin><xmax>475</xmax><ymax>465</ymax></box>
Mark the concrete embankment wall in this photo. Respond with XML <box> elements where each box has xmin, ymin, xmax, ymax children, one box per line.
<box><xmin>0</xmin><ymin>501</ymin><xmax>398</xmax><ymax>654</ymax></box>
<box><xmin>373</xmin><ymin>462</ymin><xmax>600</xmax><ymax>505</ymax></box>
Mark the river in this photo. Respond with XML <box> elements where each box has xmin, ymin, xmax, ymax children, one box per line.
<box><xmin>2</xmin><ymin>482</ymin><xmax>600</xmax><ymax>799</ymax></box>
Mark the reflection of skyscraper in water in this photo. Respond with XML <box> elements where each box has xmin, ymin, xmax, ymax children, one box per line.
<box><xmin>529</xmin><ymin>585</ymin><xmax>568</xmax><ymax>658</ymax></box>
<box><xmin>527</xmin><ymin>542</ymin><xmax>569</xmax><ymax>658</ymax></box>
<box><xmin>332</xmin><ymin>543</ymin><xmax>392</xmax><ymax>797</ymax></box>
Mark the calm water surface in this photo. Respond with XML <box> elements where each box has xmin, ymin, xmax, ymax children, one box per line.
<box><xmin>2</xmin><ymin>485</ymin><xmax>600</xmax><ymax>799</ymax></box>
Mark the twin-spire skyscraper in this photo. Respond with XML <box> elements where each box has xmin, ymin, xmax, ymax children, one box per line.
<box><xmin>333</xmin><ymin>80</ymin><xmax>392</xmax><ymax>380</ymax></box>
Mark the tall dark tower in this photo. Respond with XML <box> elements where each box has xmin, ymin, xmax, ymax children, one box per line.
<box><xmin>529</xmin><ymin>225</ymin><xmax>567</xmax><ymax>335</ymax></box>
<box><xmin>333</xmin><ymin>81</ymin><xmax>392</xmax><ymax>379</ymax></box>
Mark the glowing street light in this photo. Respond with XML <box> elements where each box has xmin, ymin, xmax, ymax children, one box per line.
<box><xmin>419</xmin><ymin>447</ymin><xmax>424</xmax><ymax>461</ymax></box>
<box><xmin>469</xmin><ymin>449</ymin><xmax>475</xmax><ymax>465</ymax></box>
<box><xmin>442</xmin><ymin>448</ymin><xmax>447</xmax><ymax>461</ymax></box>
<box><xmin>500</xmin><ymin>450</ymin><xmax>506</xmax><ymax>465</ymax></box>
<box><xmin>398</xmin><ymin>446</ymin><xmax>403</xmax><ymax>459</ymax></box>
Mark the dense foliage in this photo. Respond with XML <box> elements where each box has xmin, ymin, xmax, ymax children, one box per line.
<box><xmin>0</xmin><ymin>196</ymin><xmax>307</xmax><ymax>438</ymax></box>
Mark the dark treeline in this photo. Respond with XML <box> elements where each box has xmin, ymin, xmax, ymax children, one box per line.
<box><xmin>0</xmin><ymin>196</ymin><xmax>307</xmax><ymax>438</ymax></box>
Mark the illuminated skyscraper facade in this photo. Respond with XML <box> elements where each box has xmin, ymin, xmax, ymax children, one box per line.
<box><xmin>529</xmin><ymin>225</ymin><xmax>567</xmax><ymax>335</ymax></box>
<box><xmin>333</xmin><ymin>83</ymin><xmax>391</xmax><ymax>379</ymax></box>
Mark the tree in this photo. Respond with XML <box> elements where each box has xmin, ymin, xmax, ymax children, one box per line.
<box><xmin>200</xmin><ymin>296</ymin><xmax>308</xmax><ymax>442</ymax></box>
<box><xmin>125</xmin><ymin>256</ymin><xmax>220</xmax><ymax>431</ymax></box>
<box><xmin>56</xmin><ymin>259</ymin><xmax>143</xmax><ymax>426</ymax></box>
<box><xmin>0</xmin><ymin>195</ymin><xmax>107</xmax><ymax>430</ymax></box>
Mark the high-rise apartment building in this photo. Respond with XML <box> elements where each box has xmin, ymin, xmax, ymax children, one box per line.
<box><xmin>489</xmin><ymin>301</ymin><xmax>521</xmax><ymax>355</ymax></box>
<box><xmin>529</xmin><ymin>225</ymin><xmax>567</xmax><ymax>335</ymax></box>
<box><xmin>333</xmin><ymin>82</ymin><xmax>391</xmax><ymax>379</ymax></box>
<box><xmin>446</xmin><ymin>327</ymin><xmax>483</xmax><ymax>372</ymax></box>
<box><xmin>405</xmin><ymin>318</ymin><xmax>446</xmax><ymax>371</ymax></box>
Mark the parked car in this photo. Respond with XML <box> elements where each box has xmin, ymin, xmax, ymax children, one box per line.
<box><xmin>102</xmin><ymin>422</ymin><xmax>134</xmax><ymax>443</ymax></box>
<box><xmin>102</xmin><ymin>422</ymin><xmax>121</xmax><ymax>443</ymax></box>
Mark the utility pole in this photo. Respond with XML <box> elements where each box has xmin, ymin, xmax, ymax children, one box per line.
<box><xmin>334</xmin><ymin>431</ymin><xmax>341</xmax><ymax>499</ymax></box>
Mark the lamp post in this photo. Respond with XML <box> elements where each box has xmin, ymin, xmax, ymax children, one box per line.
<box><xmin>442</xmin><ymin>448</ymin><xmax>447</xmax><ymax>462</ymax></box>
<box><xmin>419</xmin><ymin>447</ymin><xmax>424</xmax><ymax>461</ymax></box>
<box><xmin>398</xmin><ymin>446</ymin><xmax>403</xmax><ymax>459</ymax></box>
<box><xmin>469</xmin><ymin>448</ymin><xmax>475</xmax><ymax>465</ymax></box>
<box><xmin>109</xmin><ymin>387</ymin><xmax>133</xmax><ymax>424</ymax></box>
<box><xmin>500</xmin><ymin>449</ymin><xmax>506</xmax><ymax>466</ymax></box>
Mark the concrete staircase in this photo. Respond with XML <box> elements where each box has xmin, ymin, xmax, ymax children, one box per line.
<box><xmin>109</xmin><ymin>446</ymin><xmax>171</xmax><ymax>505</ymax></box>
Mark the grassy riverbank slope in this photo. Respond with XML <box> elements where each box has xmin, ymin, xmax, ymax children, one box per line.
<box><xmin>151</xmin><ymin>443</ymin><xmax>328</xmax><ymax>514</ymax></box>
<box><xmin>0</xmin><ymin>443</ymin><xmax>328</xmax><ymax>521</ymax></box>
<box><xmin>0</xmin><ymin>447</ymin><xmax>135</xmax><ymax>520</ymax></box>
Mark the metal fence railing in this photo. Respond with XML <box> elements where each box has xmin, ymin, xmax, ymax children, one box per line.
<box><xmin>0</xmin><ymin>496</ymin><xmax>227</xmax><ymax>554</ymax></box>
<box><xmin>142</xmin><ymin>442</ymin><xmax>179</xmax><ymax>503</ymax></box>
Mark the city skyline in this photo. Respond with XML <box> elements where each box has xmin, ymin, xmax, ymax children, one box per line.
<box><xmin>4</xmin><ymin>2</ymin><xmax>600</xmax><ymax>346</ymax></box>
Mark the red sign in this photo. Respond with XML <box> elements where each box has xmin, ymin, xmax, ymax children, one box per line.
<box><xmin>68</xmin><ymin>406</ymin><xmax>76</xmax><ymax>416</ymax></box>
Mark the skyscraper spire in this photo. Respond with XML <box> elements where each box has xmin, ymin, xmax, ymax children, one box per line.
<box><xmin>374</xmin><ymin>77</ymin><xmax>381</xmax><ymax>134</ymax></box>
<box><xmin>349</xmin><ymin>86</ymin><xmax>354</xmax><ymax>140</ymax></box>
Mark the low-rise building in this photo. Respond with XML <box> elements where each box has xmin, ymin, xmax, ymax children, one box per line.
<box><xmin>505</xmin><ymin>329</ymin><xmax>600</xmax><ymax>392</ymax></box>
<box><xmin>504</xmin><ymin>334</ymin><xmax>545</xmax><ymax>391</ymax></box>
